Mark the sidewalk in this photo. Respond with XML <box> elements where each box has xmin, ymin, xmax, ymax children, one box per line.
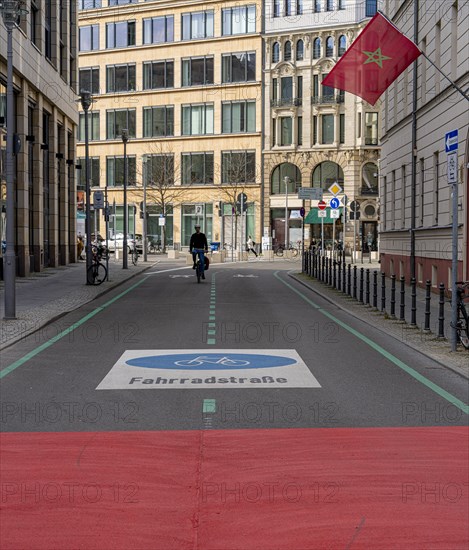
<box><xmin>0</xmin><ymin>256</ymin><xmax>178</xmax><ymax>351</ymax></box>
<box><xmin>291</xmin><ymin>267</ymin><xmax>469</xmax><ymax>378</ymax></box>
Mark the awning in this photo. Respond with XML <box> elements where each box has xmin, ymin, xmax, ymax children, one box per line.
<box><xmin>304</xmin><ymin>208</ymin><xmax>342</xmax><ymax>224</ymax></box>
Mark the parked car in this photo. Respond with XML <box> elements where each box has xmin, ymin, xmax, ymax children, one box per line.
<box><xmin>108</xmin><ymin>233</ymin><xmax>136</xmax><ymax>253</ymax></box>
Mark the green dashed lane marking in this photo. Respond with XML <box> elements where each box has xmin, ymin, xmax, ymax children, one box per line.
<box><xmin>1</xmin><ymin>275</ymin><xmax>150</xmax><ymax>379</ymax></box>
<box><xmin>207</xmin><ymin>274</ymin><xmax>217</xmax><ymax>345</ymax></box>
<box><xmin>274</xmin><ymin>271</ymin><xmax>469</xmax><ymax>415</ymax></box>
<box><xmin>203</xmin><ymin>399</ymin><xmax>217</xmax><ymax>413</ymax></box>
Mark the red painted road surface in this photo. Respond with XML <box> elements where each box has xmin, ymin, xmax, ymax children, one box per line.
<box><xmin>1</xmin><ymin>427</ymin><xmax>468</xmax><ymax>549</ymax></box>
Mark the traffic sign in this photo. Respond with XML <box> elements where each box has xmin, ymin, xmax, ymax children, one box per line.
<box><xmin>93</xmin><ymin>191</ymin><xmax>104</xmax><ymax>209</ymax></box>
<box><xmin>298</xmin><ymin>188</ymin><xmax>323</xmax><ymax>200</ymax></box>
<box><xmin>349</xmin><ymin>200</ymin><xmax>360</xmax><ymax>212</ymax></box>
<box><xmin>447</xmin><ymin>152</ymin><xmax>458</xmax><ymax>184</ymax></box>
<box><xmin>318</xmin><ymin>200</ymin><xmax>327</xmax><ymax>211</ymax></box>
<box><xmin>330</xmin><ymin>209</ymin><xmax>340</xmax><ymax>219</ymax></box>
<box><xmin>318</xmin><ymin>211</ymin><xmax>327</xmax><ymax>218</ymax></box>
<box><xmin>328</xmin><ymin>182</ymin><xmax>342</xmax><ymax>196</ymax></box>
<box><xmin>299</xmin><ymin>207</ymin><xmax>305</xmax><ymax>217</ymax></box>
<box><xmin>445</xmin><ymin>130</ymin><xmax>458</xmax><ymax>153</ymax></box>
<box><xmin>330</xmin><ymin>197</ymin><xmax>340</xmax><ymax>209</ymax></box>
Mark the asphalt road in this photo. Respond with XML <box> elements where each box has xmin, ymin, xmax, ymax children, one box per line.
<box><xmin>1</xmin><ymin>261</ymin><xmax>468</xmax><ymax>549</ymax></box>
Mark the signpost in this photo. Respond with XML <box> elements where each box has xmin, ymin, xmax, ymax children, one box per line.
<box><xmin>349</xmin><ymin>201</ymin><xmax>360</xmax><ymax>263</ymax></box>
<box><xmin>318</xmin><ymin>200</ymin><xmax>327</xmax><ymax>254</ymax></box>
<box><xmin>445</xmin><ymin>130</ymin><xmax>459</xmax><ymax>352</ymax></box>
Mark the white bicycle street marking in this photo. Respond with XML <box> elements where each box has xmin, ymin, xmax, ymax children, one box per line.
<box><xmin>174</xmin><ymin>356</ymin><xmax>250</xmax><ymax>367</ymax></box>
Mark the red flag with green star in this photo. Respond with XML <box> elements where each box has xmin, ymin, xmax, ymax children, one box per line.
<box><xmin>322</xmin><ymin>12</ymin><xmax>421</xmax><ymax>105</ymax></box>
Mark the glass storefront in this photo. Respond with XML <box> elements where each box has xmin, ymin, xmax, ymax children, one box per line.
<box><xmin>181</xmin><ymin>203</ymin><xmax>213</xmax><ymax>247</ymax></box>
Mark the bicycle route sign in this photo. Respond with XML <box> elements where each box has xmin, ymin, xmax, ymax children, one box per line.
<box><xmin>96</xmin><ymin>350</ymin><xmax>321</xmax><ymax>389</ymax></box>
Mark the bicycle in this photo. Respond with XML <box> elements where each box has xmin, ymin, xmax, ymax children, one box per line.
<box><xmin>274</xmin><ymin>242</ymin><xmax>299</xmax><ymax>258</ymax></box>
<box><xmin>149</xmin><ymin>240</ymin><xmax>162</xmax><ymax>254</ymax></box>
<box><xmin>194</xmin><ymin>250</ymin><xmax>208</xmax><ymax>283</ymax></box>
<box><xmin>87</xmin><ymin>246</ymin><xmax>107</xmax><ymax>285</ymax></box>
<box><xmin>129</xmin><ymin>243</ymin><xmax>139</xmax><ymax>266</ymax></box>
<box><xmin>451</xmin><ymin>281</ymin><xmax>469</xmax><ymax>349</ymax></box>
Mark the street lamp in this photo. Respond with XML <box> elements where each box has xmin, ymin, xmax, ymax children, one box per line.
<box><xmin>121</xmin><ymin>129</ymin><xmax>129</xmax><ymax>269</ymax></box>
<box><xmin>78</xmin><ymin>90</ymin><xmax>93</xmax><ymax>283</ymax></box>
<box><xmin>1</xmin><ymin>0</ymin><xmax>28</xmax><ymax>319</ymax></box>
<box><xmin>284</xmin><ymin>176</ymin><xmax>290</xmax><ymax>249</ymax></box>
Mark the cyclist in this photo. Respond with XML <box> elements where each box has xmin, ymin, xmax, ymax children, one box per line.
<box><xmin>190</xmin><ymin>224</ymin><xmax>208</xmax><ymax>279</ymax></box>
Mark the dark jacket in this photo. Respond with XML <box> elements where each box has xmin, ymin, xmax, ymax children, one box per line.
<box><xmin>190</xmin><ymin>232</ymin><xmax>208</xmax><ymax>251</ymax></box>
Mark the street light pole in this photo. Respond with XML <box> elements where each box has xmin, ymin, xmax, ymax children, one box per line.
<box><xmin>1</xmin><ymin>0</ymin><xmax>26</xmax><ymax>318</ymax></box>
<box><xmin>79</xmin><ymin>90</ymin><xmax>93</xmax><ymax>283</ymax></box>
<box><xmin>121</xmin><ymin>129</ymin><xmax>128</xmax><ymax>269</ymax></box>
<box><xmin>143</xmin><ymin>161</ymin><xmax>147</xmax><ymax>263</ymax></box>
<box><xmin>284</xmin><ymin>176</ymin><xmax>289</xmax><ymax>249</ymax></box>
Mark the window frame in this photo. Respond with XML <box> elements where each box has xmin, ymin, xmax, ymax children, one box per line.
<box><xmin>142</xmin><ymin>106</ymin><xmax>174</xmax><ymax>138</ymax></box>
<box><xmin>221</xmin><ymin>100</ymin><xmax>256</xmax><ymax>134</ymax></box>
<box><xmin>181</xmin><ymin>103</ymin><xmax>214</xmax><ymax>136</ymax></box>
<box><xmin>142</xmin><ymin>15</ymin><xmax>174</xmax><ymax>45</ymax></box>
<box><xmin>222</xmin><ymin>5</ymin><xmax>256</xmax><ymax>35</ymax></box>
<box><xmin>221</xmin><ymin>150</ymin><xmax>256</xmax><ymax>184</ymax></box>
<box><xmin>181</xmin><ymin>56</ymin><xmax>214</xmax><ymax>87</ymax></box>
<box><xmin>106</xmin><ymin>155</ymin><xmax>137</xmax><ymax>187</ymax></box>
<box><xmin>142</xmin><ymin>60</ymin><xmax>174</xmax><ymax>90</ymax></box>
<box><xmin>106</xmin><ymin>63</ymin><xmax>136</xmax><ymax>93</ymax></box>
<box><xmin>181</xmin><ymin>10</ymin><xmax>214</xmax><ymax>40</ymax></box>
<box><xmin>181</xmin><ymin>152</ymin><xmax>214</xmax><ymax>185</ymax></box>
<box><xmin>106</xmin><ymin>20</ymin><xmax>136</xmax><ymax>49</ymax></box>
<box><xmin>79</xmin><ymin>24</ymin><xmax>99</xmax><ymax>52</ymax></box>
<box><xmin>106</xmin><ymin>109</ymin><xmax>136</xmax><ymax>140</ymax></box>
<box><xmin>79</xmin><ymin>67</ymin><xmax>100</xmax><ymax>95</ymax></box>
<box><xmin>222</xmin><ymin>51</ymin><xmax>256</xmax><ymax>83</ymax></box>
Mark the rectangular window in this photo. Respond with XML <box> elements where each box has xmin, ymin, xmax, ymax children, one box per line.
<box><xmin>144</xmin><ymin>154</ymin><xmax>174</xmax><ymax>186</ymax></box>
<box><xmin>181</xmin><ymin>11</ymin><xmax>214</xmax><ymax>40</ymax></box>
<box><xmin>106</xmin><ymin>109</ymin><xmax>136</xmax><ymax>139</ymax></box>
<box><xmin>326</xmin><ymin>0</ymin><xmax>333</xmax><ymax>10</ymax></box>
<box><xmin>181</xmin><ymin>104</ymin><xmax>214</xmax><ymax>135</ymax></box>
<box><xmin>272</xmin><ymin>78</ymin><xmax>278</xmax><ymax>101</ymax></box>
<box><xmin>222</xmin><ymin>5</ymin><xmax>255</xmax><ymax>35</ymax></box>
<box><xmin>314</xmin><ymin>0</ymin><xmax>321</xmax><ymax>13</ymax></box>
<box><xmin>143</xmin><ymin>106</ymin><xmax>174</xmax><ymax>137</ymax></box>
<box><xmin>30</xmin><ymin>0</ymin><xmax>39</xmax><ymax>46</ymax></box>
<box><xmin>357</xmin><ymin>112</ymin><xmax>362</xmax><ymax>138</ymax></box>
<box><xmin>285</xmin><ymin>0</ymin><xmax>293</xmax><ymax>16</ymax></box>
<box><xmin>106</xmin><ymin>21</ymin><xmax>135</xmax><ymax>48</ymax></box>
<box><xmin>78</xmin><ymin>112</ymin><xmax>100</xmax><ymax>141</ymax></box>
<box><xmin>339</xmin><ymin>0</ymin><xmax>345</xmax><ymax>8</ymax></box>
<box><xmin>45</xmin><ymin>0</ymin><xmax>52</xmax><ymax>59</ymax></box>
<box><xmin>274</xmin><ymin>0</ymin><xmax>280</xmax><ymax>16</ymax></box>
<box><xmin>79</xmin><ymin>67</ymin><xmax>100</xmax><ymax>95</ymax></box>
<box><xmin>181</xmin><ymin>57</ymin><xmax>213</xmax><ymax>86</ymax></box>
<box><xmin>106</xmin><ymin>64</ymin><xmax>136</xmax><ymax>93</ymax></box>
<box><xmin>143</xmin><ymin>15</ymin><xmax>174</xmax><ymax>44</ymax></box>
<box><xmin>365</xmin><ymin>0</ymin><xmax>378</xmax><ymax>17</ymax></box>
<box><xmin>222</xmin><ymin>151</ymin><xmax>256</xmax><ymax>183</ymax></box>
<box><xmin>433</xmin><ymin>152</ymin><xmax>439</xmax><ymax>225</ymax></box>
<box><xmin>313</xmin><ymin>74</ymin><xmax>319</xmax><ymax>98</ymax></box>
<box><xmin>107</xmin><ymin>156</ymin><xmax>136</xmax><ymax>187</ymax></box>
<box><xmin>322</xmin><ymin>114</ymin><xmax>334</xmax><ymax>143</ymax></box>
<box><xmin>143</xmin><ymin>61</ymin><xmax>174</xmax><ymax>89</ymax></box>
<box><xmin>182</xmin><ymin>153</ymin><xmax>214</xmax><ymax>185</ymax></box>
<box><xmin>313</xmin><ymin>116</ymin><xmax>318</xmax><ymax>144</ymax></box>
<box><xmin>401</xmin><ymin>165</ymin><xmax>406</xmax><ymax>228</ymax></box>
<box><xmin>78</xmin><ymin>157</ymin><xmax>100</xmax><ymax>187</ymax></box>
<box><xmin>297</xmin><ymin>76</ymin><xmax>303</xmax><ymax>104</ymax></box>
<box><xmin>280</xmin><ymin>117</ymin><xmax>292</xmax><ymax>145</ymax></box>
<box><xmin>222</xmin><ymin>101</ymin><xmax>256</xmax><ymax>133</ymax></box>
<box><xmin>322</xmin><ymin>73</ymin><xmax>335</xmax><ymax>101</ymax></box>
<box><xmin>281</xmin><ymin>76</ymin><xmax>293</xmax><ymax>102</ymax></box>
<box><xmin>109</xmin><ymin>0</ymin><xmax>137</xmax><ymax>5</ymax></box>
<box><xmin>79</xmin><ymin>25</ymin><xmax>99</xmax><ymax>51</ymax></box>
<box><xmin>222</xmin><ymin>52</ymin><xmax>256</xmax><ymax>83</ymax></box>
<box><xmin>272</xmin><ymin>119</ymin><xmax>276</xmax><ymax>146</ymax></box>
<box><xmin>339</xmin><ymin>113</ymin><xmax>345</xmax><ymax>143</ymax></box>
<box><xmin>419</xmin><ymin>158</ymin><xmax>425</xmax><ymax>226</ymax></box>
<box><xmin>79</xmin><ymin>0</ymin><xmax>101</xmax><ymax>8</ymax></box>
<box><xmin>297</xmin><ymin>0</ymin><xmax>303</xmax><ymax>14</ymax></box>
<box><xmin>365</xmin><ymin>112</ymin><xmax>378</xmax><ymax>145</ymax></box>
<box><xmin>298</xmin><ymin>116</ymin><xmax>303</xmax><ymax>146</ymax></box>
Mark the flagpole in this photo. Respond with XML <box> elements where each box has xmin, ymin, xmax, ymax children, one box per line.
<box><xmin>377</xmin><ymin>10</ymin><xmax>469</xmax><ymax>102</ymax></box>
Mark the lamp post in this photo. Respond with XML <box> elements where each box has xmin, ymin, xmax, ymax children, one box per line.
<box><xmin>1</xmin><ymin>0</ymin><xmax>27</xmax><ymax>319</ymax></box>
<box><xmin>284</xmin><ymin>176</ymin><xmax>290</xmax><ymax>249</ymax></box>
<box><xmin>121</xmin><ymin>129</ymin><xmax>128</xmax><ymax>269</ymax></box>
<box><xmin>79</xmin><ymin>90</ymin><xmax>93</xmax><ymax>282</ymax></box>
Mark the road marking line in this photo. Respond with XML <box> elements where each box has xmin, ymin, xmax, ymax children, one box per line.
<box><xmin>203</xmin><ymin>399</ymin><xmax>216</xmax><ymax>413</ymax></box>
<box><xmin>146</xmin><ymin>266</ymin><xmax>192</xmax><ymax>274</ymax></box>
<box><xmin>207</xmin><ymin>274</ymin><xmax>217</xmax><ymax>345</ymax></box>
<box><xmin>1</xmin><ymin>276</ymin><xmax>151</xmax><ymax>379</ymax></box>
<box><xmin>274</xmin><ymin>271</ymin><xmax>469</xmax><ymax>415</ymax></box>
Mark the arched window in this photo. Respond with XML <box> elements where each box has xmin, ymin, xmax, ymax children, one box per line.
<box><xmin>338</xmin><ymin>35</ymin><xmax>346</xmax><ymax>56</ymax></box>
<box><xmin>313</xmin><ymin>38</ymin><xmax>321</xmax><ymax>59</ymax></box>
<box><xmin>296</xmin><ymin>39</ymin><xmax>304</xmax><ymax>60</ymax></box>
<box><xmin>271</xmin><ymin>163</ymin><xmax>302</xmax><ymax>194</ymax></box>
<box><xmin>284</xmin><ymin>40</ymin><xmax>292</xmax><ymax>61</ymax></box>
<box><xmin>361</xmin><ymin>163</ymin><xmax>379</xmax><ymax>194</ymax></box>
<box><xmin>326</xmin><ymin>36</ymin><xmax>334</xmax><ymax>57</ymax></box>
<box><xmin>312</xmin><ymin>161</ymin><xmax>344</xmax><ymax>190</ymax></box>
<box><xmin>272</xmin><ymin>42</ymin><xmax>280</xmax><ymax>63</ymax></box>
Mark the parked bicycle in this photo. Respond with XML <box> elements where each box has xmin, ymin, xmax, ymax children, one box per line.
<box><xmin>451</xmin><ymin>281</ymin><xmax>469</xmax><ymax>349</ymax></box>
<box><xmin>129</xmin><ymin>242</ymin><xmax>139</xmax><ymax>266</ymax></box>
<box><xmin>148</xmin><ymin>239</ymin><xmax>162</xmax><ymax>254</ymax></box>
<box><xmin>274</xmin><ymin>242</ymin><xmax>299</xmax><ymax>257</ymax></box>
<box><xmin>87</xmin><ymin>245</ymin><xmax>107</xmax><ymax>285</ymax></box>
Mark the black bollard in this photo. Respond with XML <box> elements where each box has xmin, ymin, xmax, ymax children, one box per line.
<box><xmin>381</xmin><ymin>272</ymin><xmax>386</xmax><ymax>312</ymax></box>
<box><xmin>390</xmin><ymin>275</ymin><xmax>396</xmax><ymax>318</ymax></box>
<box><xmin>342</xmin><ymin>259</ymin><xmax>346</xmax><ymax>293</ymax></box>
<box><xmin>333</xmin><ymin>260</ymin><xmax>337</xmax><ymax>289</ymax></box>
<box><xmin>365</xmin><ymin>269</ymin><xmax>370</xmax><ymax>305</ymax></box>
<box><xmin>347</xmin><ymin>264</ymin><xmax>352</xmax><ymax>296</ymax></box>
<box><xmin>410</xmin><ymin>277</ymin><xmax>417</xmax><ymax>327</ymax></box>
<box><xmin>321</xmin><ymin>255</ymin><xmax>325</xmax><ymax>282</ymax></box>
<box><xmin>438</xmin><ymin>283</ymin><xmax>445</xmax><ymax>338</ymax></box>
<box><xmin>338</xmin><ymin>260</ymin><xmax>342</xmax><ymax>290</ymax></box>
<box><xmin>353</xmin><ymin>266</ymin><xmax>358</xmax><ymax>299</ymax></box>
<box><xmin>373</xmin><ymin>271</ymin><xmax>378</xmax><ymax>309</ymax></box>
<box><xmin>424</xmin><ymin>280</ymin><xmax>431</xmax><ymax>332</ymax></box>
<box><xmin>399</xmin><ymin>276</ymin><xmax>405</xmax><ymax>322</ymax></box>
<box><xmin>359</xmin><ymin>268</ymin><xmax>364</xmax><ymax>303</ymax></box>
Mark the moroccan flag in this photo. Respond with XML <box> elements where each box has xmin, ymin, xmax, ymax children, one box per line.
<box><xmin>322</xmin><ymin>12</ymin><xmax>421</xmax><ymax>105</ymax></box>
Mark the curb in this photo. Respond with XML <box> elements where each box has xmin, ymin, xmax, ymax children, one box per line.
<box><xmin>288</xmin><ymin>271</ymin><xmax>469</xmax><ymax>381</ymax></box>
<box><xmin>0</xmin><ymin>262</ymin><xmax>156</xmax><ymax>352</ymax></box>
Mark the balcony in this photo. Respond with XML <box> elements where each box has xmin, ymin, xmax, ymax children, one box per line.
<box><xmin>311</xmin><ymin>94</ymin><xmax>344</xmax><ymax>104</ymax></box>
<box><xmin>365</xmin><ymin>137</ymin><xmax>379</xmax><ymax>146</ymax></box>
<box><xmin>360</xmin><ymin>187</ymin><xmax>378</xmax><ymax>196</ymax></box>
<box><xmin>271</xmin><ymin>98</ymin><xmax>302</xmax><ymax>107</ymax></box>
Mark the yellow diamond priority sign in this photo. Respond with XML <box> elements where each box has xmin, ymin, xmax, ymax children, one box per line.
<box><xmin>328</xmin><ymin>182</ymin><xmax>342</xmax><ymax>196</ymax></box>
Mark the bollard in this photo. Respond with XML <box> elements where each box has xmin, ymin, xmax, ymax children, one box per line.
<box><xmin>399</xmin><ymin>276</ymin><xmax>406</xmax><ymax>322</ymax></box>
<box><xmin>424</xmin><ymin>280</ymin><xmax>431</xmax><ymax>332</ymax></box>
<box><xmin>381</xmin><ymin>272</ymin><xmax>386</xmax><ymax>312</ymax></box>
<box><xmin>347</xmin><ymin>264</ymin><xmax>352</xmax><ymax>296</ymax></box>
<box><xmin>390</xmin><ymin>275</ymin><xmax>396</xmax><ymax>318</ymax></box>
<box><xmin>365</xmin><ymin>269</ymin><xmax>370</xmax><ymax>305</ymax></box>
<box><xmin>333</xmin><ymin>260</ymin><xmax>337</xmax><ymax>289</ymax></box>
<box><xmin>342</xmin><ymin>259</ymin><xmax>346</xmax><ymax>293</ymax></box>
<box><xmin>329</xmin><ymin>257</ymin><xmax>333</xmax><ymax>286</ymax></box>
<box><xmin>410</xmin><ymin>277</ymin><xmax>417</xmax><ymax>327</ymax></box>
<box><xmin>359</xmin><ymin>268</ymin><xmax>364</xmax><ymax>303</ymax></box>
<box><xmin>353</xmin><ymin>266</ymin><xmax>358</xmax><ymax>299</ymax></box>
<box><xmin>322</xmin><ymin>255</ymin><xmax>326</xmax><ymax>282</ymax></box>
<box><xmin>438</xmin><ymin>283</ymin><xmax>445</xmax><ymax>338</ymax></box>
<box><xmin>338</xmin><ymin>260</ymin><xmax>342</xmax><ymax>290</ymax></box>
<box><xmin>373</xmin><ymin>270</ymin><xmax>378</xmax><ymax>309</ymax></box>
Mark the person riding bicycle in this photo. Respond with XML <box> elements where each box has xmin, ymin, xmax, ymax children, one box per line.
<box><xmin>190</xmin><ymin>225</ymin><xmax>208</xmax><ymax>279</ymax></box>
